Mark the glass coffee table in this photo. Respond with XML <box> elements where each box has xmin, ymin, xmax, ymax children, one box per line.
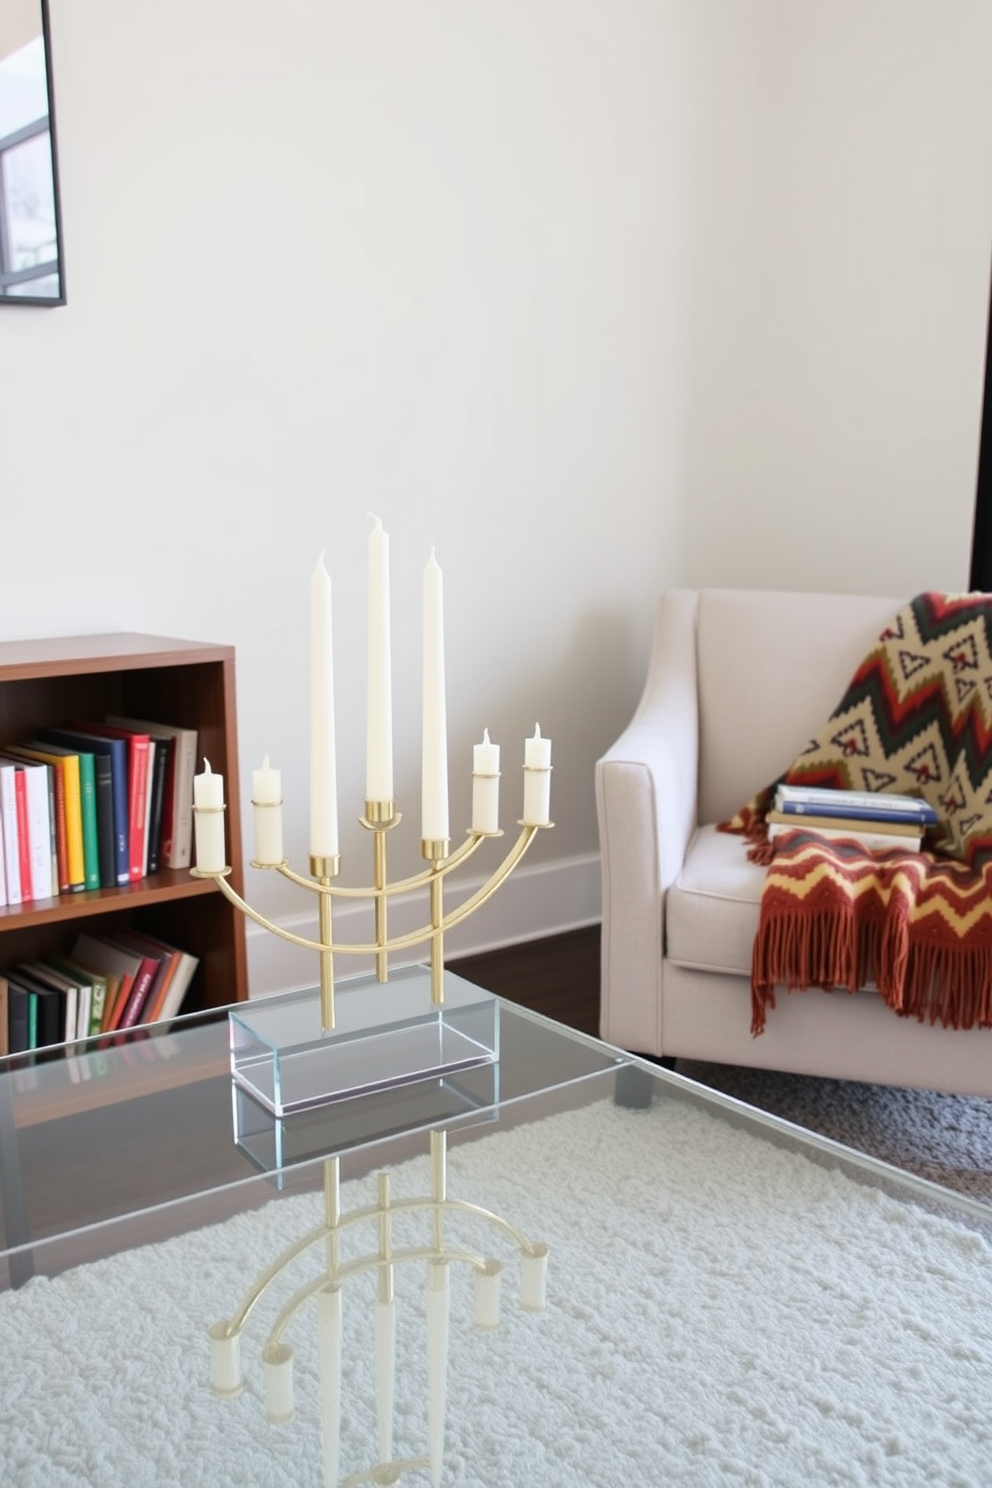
<box><xmin>1</xmin><ymin>977</ymin><xmax>990</xmax><ymax>1487</ymax></box>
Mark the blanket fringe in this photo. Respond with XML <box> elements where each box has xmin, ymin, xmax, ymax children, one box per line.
<box><xmin>752</xmin><ymin>913</ymin><xmax>992</xmax><ymax>1034</ymax></box>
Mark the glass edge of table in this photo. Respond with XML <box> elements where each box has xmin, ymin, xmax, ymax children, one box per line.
<box><xmin>3</xmin><ymin>986</ymin><xmax>991</xmax><ymax>1259</ymax></box>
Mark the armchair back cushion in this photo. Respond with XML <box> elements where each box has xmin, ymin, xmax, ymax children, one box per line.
<box><xmin>696</xmin><ymin>589</ymin><xmax>902</xmax><ymax>825</ymax></box>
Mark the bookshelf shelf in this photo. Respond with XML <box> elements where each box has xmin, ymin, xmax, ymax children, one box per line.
<box><xmin>0</xmin><ymin>633</ymin><xmax>248</xmax><ymax>1019</ymax></box>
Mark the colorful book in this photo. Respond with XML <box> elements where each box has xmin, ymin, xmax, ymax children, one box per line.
<box><xmin>105</xmin><ymin>716</ymin><xmax>196</xmax><ymax>870</ymax></box>
<box><xmin>143</xmin><ymin>735</ymin><xmax>172</xmax><ymax>874</ymax></box>
<box><xmin>0</xmin><ymin>793</ymin><xmax>7</xmax><ymax>908</ymax></box>
<box><xmin>7</xmin><ymin>969</ymin><xmax>64</xmax><ymax>1049</ymax></box>
<box><xmin>70</xmin><ymin>933</ymin><xmax>142</xmax><ymax>1032</ymax></box>
<box><xmin>101</xmin><ymin>936</ymin><xmax>162</xmax><ymax>1029</ymax></box>
<box><xmin>47</xmin><ymin>954</ymin><xmax>108</xmax><ymax>1036</ymax></box>
<box><xmin>775</xmin><ymin>785</ymin><xmax>938</xmax><ymax>823</ymax></box>
<box><xmin>6</xmin><ymin>978</ymin><xmax>32</xmax><ymax>1053</ymax></box>
<box><xmin>0</xmin><ymin>761</ymin><xmax>19</xmax><ymax>905</ymax></box>
<box><xmin>18</xmin><ymin>961</ymin><xmax>86</xmax><ymax>1041</ymax></box>
<box><xmin>0</xmin><ymin>756</ymin><xmax>52</xmax><ymax>901</ymax></box>
<box><xmin>775</xmin><ymin>798</ymin><xmax>935</xmax><ymax>827</ymax></box>
<box><xmin>5</xmin><ymin>745</ymin><xmax>81</xmax><ymax>892</ymax></box>
<box><xmin>109</xmin><ymin>928</ymin><xmax>198</xmax><ymax>1023</ymax></box>
<box><xmin>68</xmin><ymin>723</ymin><xmax>150</xmax><ymax>882</ymax></box>
<box><xmin>39</xmin><ymin>728</ymin><xmax>129</xmax><ymax>887</ymax></box>
<box><xmin>767</xmin><ymin>813</ymin><xmax>923</xmax><ymax>854</ymax></box>
<box><xmin>21</xmin><ymin>741</ymin><xmax>99</xmax><ymax>891</ymax></box>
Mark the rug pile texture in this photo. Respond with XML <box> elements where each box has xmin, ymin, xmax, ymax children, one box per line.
<box><xmin>1</xmin><ymin>1094</ymin><xmax>991</xmax><ymax>1487</ymax></box>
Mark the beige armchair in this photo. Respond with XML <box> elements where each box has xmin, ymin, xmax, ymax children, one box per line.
<box><xmin>595</xmin><ymin>587</ymin><xmax>992</xmax><ymax>1097</ymax></box>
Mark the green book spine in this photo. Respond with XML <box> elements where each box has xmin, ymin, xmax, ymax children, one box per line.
<box><xmin>75</xmin><ymin>751</ymin><xmax>100</xmax><ymax>890</ymax></box>
<box><xmin>27</xmin><ymin>991</ymin><xmax>38</xmax><ymax>1050</ymax></box>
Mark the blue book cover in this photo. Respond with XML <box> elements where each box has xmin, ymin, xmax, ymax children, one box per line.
<box><xmin>777</xmin><ymin>799</ymin><xmax>936</xmax><ymax>826</ymax></box>
<box><xmin>38</xmin><ymin>727</ymin><xmax>130</xmax><ymax>886</ymax></box>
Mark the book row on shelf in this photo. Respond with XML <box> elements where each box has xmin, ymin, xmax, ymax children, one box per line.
<box><xmin>0</xmin><ymin>926</ymin><xmax>200</xmax><ymax>1058</ymax></box>
<box><xmin>0</xmin><ymin>715</ymin><xmax>198</xmax><ymax>906</ymax></box>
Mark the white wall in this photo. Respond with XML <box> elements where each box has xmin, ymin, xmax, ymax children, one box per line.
<box><xmin>679</xmin><ymin>1</ymin><xmax>992</xmax><ymax>594</ymax></box>
<box><xmin>1</xmin><ymin>1</ymin><xmax>990</xmax><ymax>993</ymax></box>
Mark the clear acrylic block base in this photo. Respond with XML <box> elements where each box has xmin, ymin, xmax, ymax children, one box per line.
<box><xmin>229</xmin><ymin>965</ymin><xmax>500</xmax><ymax>1117</ymax></box>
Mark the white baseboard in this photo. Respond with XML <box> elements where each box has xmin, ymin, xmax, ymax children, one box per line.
<box><xmin>246</xmin><ymin>851</ymin><xmax>601</xmax><ymax>998</ymax></box>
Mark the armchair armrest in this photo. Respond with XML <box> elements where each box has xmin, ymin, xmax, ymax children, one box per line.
<box><xmin>595</xmin><ymin>590</ymin><xmax>699</xmax><ymax>1053</ymax></box>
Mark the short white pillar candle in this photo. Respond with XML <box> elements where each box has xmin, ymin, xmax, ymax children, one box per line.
<box><xmin>208</xmin><ymin>1322</ymin><xmax>243</xmax><ymax>1398</ymax></box>
<box><xmin>193</xmin><ymin>759</ymin><xmax>226</xmax><ymax>871</ymax></box>
<box><xmin>522</xmin><ymin>725</ymin><xmax>552</xmax><ymax>827</ymax></box>
<box><xmin>263</xmin><ymin>1342</ymin><xmax>295</xmax><ymax>1425</ymax></box>
<box><xmin>471</xmin><ymin>729</ymin><xmax>500</xmax><ymax>834</ymax></box>
<box><xmin>519</xmin><ymin>1243</ymin><xmax>550</xmax><ymax>1311</ymax></box>
<box><xmin>473</xmin><ymin>1259</ymin><xmax>503</xmax><ymax>1330</ymax></box>
<box><xmin>252</xmin><ymin>754</ymin><xmax>284</xmax><ymax>865</ymax></box>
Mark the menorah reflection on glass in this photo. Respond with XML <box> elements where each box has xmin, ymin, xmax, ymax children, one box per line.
<box><xmin>208</xmin><ymin>1130</ymin><xmax>549</xmax><ymax>1488</ymax></box>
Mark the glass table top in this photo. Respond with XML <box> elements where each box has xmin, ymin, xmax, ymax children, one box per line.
<box><xmin>1</xmin><ymin>985</ymin><xmax>990</xmax><ymax>1486</ymax></box>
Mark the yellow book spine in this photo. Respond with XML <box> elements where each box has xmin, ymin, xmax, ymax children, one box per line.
<box><xmin>60</xmin><ymin>753</ymin><xmax>86</xmax><ymax>888</ymax></box>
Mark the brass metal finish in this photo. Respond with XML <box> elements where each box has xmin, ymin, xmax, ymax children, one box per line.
<box><xmin>193</xmin><ymin>785</ymin><xmax>552</xmax><ymax>1019</ymax></box>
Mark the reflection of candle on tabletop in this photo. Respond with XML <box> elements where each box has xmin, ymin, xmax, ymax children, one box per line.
<box><xmin>310</xmin><ymin>552</ymin><xmax>339</xmax><ymax>858</ymax></box>
<box><xmin>252</xmin><ymin>754</ymin><xmax>283</xmax><ymax>865</ymax></box>
<box><xmin>366</xmin><ymin>514</ymin><xmax>393</xmax><ymax>803</ymax></box>
<box><xmin>472</xmin><ymin>728</ymin><xmax>500</xmax><ymax>834</ymax></box>
<box><xmin>426</xmin><ymin>1259</ymin><xmax>451</xmax><ymax>1488</ymax></box>
<box><xmin>193</xmin><ymin>759</ymin><xmax>226</xmax><ymax>871</ymax></box>
<box><xmin>422</xmin><ymin>547</ymin><xmax>448</xmax><ymax>841</ymax></box>
<box><xmin>522</xmin><ymin>724</ymin><xmax>552</xmax><ymax>826</ymax></box>
<box><xmin>318</xmin><ymin>1286</ymin><xmax>343</xmax><ymax>1488</ymax></box>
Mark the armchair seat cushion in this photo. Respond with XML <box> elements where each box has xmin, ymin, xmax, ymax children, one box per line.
<box><xmin>666</xmin><ymin>824</ymin><xmax>764</xmax><ymax>977</ymax></box>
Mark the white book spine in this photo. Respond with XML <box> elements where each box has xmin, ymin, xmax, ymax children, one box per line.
<box><xmin>769</xmin><ymin>822</ymin><xmax>922</xmax><ymax>853</ymax></box>
<box><xmin>21</xmin><ymin>763</ymin><xmax>55</xmax><ymax>899</ymax></box>
<box><xmin>0</xmin><ymin>764</ymin><xmax>21</xmax><ymax>904</ymax></box>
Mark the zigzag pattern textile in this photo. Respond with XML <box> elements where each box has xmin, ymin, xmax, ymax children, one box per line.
<box><xmin>722</xmin><ymin>592</ymin><xmax>992</xmax><ymax>1035</ymax></box>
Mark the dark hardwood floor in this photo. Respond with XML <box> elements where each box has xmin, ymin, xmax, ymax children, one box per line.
<box><xmin>448</xmin><ymin>925</ymin><xmax>600</xmax><ymax>1038</ymax></box>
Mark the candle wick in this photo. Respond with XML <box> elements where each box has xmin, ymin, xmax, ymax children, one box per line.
<box><xmin>483</xmin><ymin>728</ymin><xmax>490</xmax><ymax>745</ymax></box>
<box><xmin>203</xmin><ymin>757</ymin><xmax>212</xmax><ymax>774</ymax></box>
<box><xmin>262</xmin><ymin>754</ymin><xmax>270</xmax><ymax>769</ymax></box>
<box><xmin>534</xmin><ymin>724</ymin><xmax>541</xmax><ymax>738</ymax></box>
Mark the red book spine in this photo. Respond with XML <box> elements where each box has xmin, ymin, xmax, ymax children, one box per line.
<box><xmin>117</xmin><ymin>956</ymin><xmax>158</xmax><ymax>1029</ymax></box>
<box><xmin>12</xmin><ymin>771</ymin><xmax>32</xmax><ymax>902</ymax></box>
<box><xmin>126</xmin><ymin>738</ymin><xmax>150</xmax><ymax>880</ymax></box>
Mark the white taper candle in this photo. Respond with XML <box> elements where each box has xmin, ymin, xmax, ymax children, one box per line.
<box><xmin>422</xmin><ymin>548</ymin><xmax>448</xmax><ymax>841</ymax></box>
<box><xmin>366</xmin><ymin>514</ymin><xmax>393</xmax><ymax>803</ymax></box>
<box><xmin>310</xmin><ymin>553</ymin><xmax>339</xmax><ymax>857</ymax></box>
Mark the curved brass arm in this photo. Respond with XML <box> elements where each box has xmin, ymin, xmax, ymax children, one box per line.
<box><xmin>268</xmin><ymin>828</ymin><xmax>490</xmax><ymax>899</ymax></box>
<box><xmin>192</xmin><ymin>824</ymin><xmax>542</xmax><ymax>958</ymax></box>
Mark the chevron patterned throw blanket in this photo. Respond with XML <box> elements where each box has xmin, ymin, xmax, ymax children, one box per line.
<box><xmin>722</xmin><ymin>592</ymin><xmax>992</xmax><ymax>1036</ymax></box>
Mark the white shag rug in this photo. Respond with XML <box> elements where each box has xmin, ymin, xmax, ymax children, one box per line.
<box><xmin>676</xmin><ymin>1060</ymin><xmax>992</xmax><ymax>1204</ymax></box>
<box><xmin>2</xmin><ymin>1094</ymin><xmax>991</xmax><ymax>1488</ymax></box>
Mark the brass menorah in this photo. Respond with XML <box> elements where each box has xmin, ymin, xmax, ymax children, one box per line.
<box><xmin>191</xmin><ymin>769</ymin><xmax>553</xmax><ymax>1033</ymax></box>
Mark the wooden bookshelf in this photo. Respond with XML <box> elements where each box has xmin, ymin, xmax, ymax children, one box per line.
<box><xmin>0</xmin><ymin>633</ymin><xmax>248</xmax><ymax>1019</ymax></box>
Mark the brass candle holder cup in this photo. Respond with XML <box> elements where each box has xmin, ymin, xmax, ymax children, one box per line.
<box><xmin>192</xmin><ymin>767</ymin><xmax>552</xmax><ymax>1117</ymax></box>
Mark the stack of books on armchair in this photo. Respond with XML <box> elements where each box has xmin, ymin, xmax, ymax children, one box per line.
<box><xmin>767</xmin><ymin>785</ymin><xmax>938</xmax><ymax>853</ymax></box>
